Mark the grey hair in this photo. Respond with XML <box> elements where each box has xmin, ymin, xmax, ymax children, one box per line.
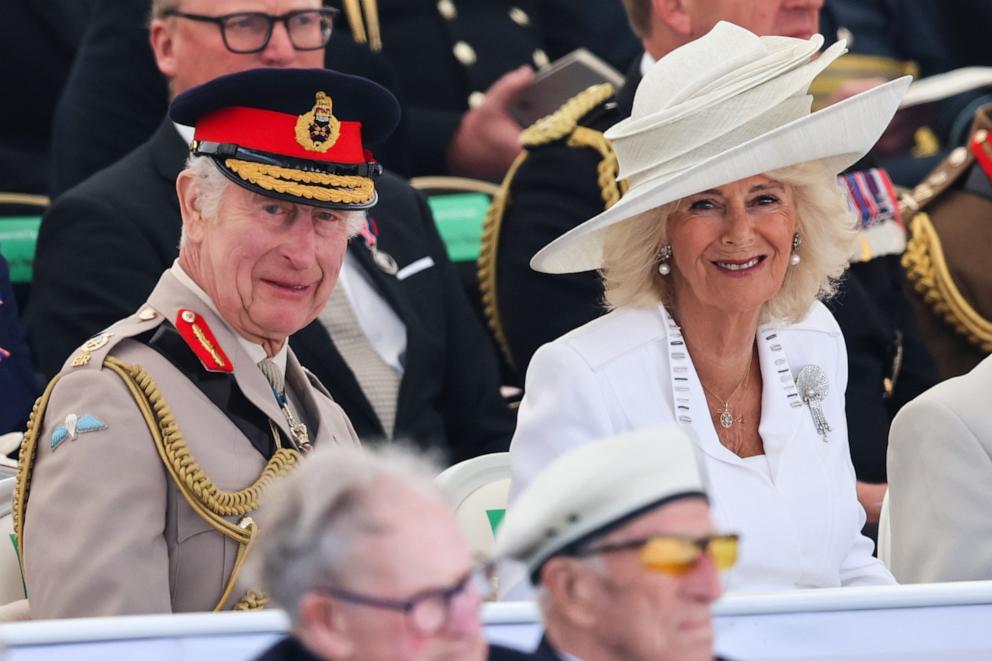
<box><xmin>621</xmin><ymin>0</ymin><xmax>653</xmax><ymax>38</ymax></box>
<box><xmin>245</xmin><ymin>444</ymin><xmax>446</xmax><ymax>622</ymax></box>
<box><xmin>600</xmin><ymin>161</ymin><xmax>858</xmax><ymax>324</ymax></box>
<box><xmin>180</xmin><ymin>155</ymin><xmax>367</xmax><ymax>248</ymax></box>
<box><xmin>150</xmin><ymin>0</ymin><xmax>178</xmax><ymax>22</ymax></box>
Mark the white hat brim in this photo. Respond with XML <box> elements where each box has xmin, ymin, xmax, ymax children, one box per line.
<box><xmin>530</xmin><ymin>75</ymin><xmax>912</xmax><ymax>274</ymax></box>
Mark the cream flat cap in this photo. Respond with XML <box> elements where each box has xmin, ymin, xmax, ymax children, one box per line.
<box><xmin>495</xmin><ymin>426</ymin><xmax>707</xmax><ymax>582</ymax></box>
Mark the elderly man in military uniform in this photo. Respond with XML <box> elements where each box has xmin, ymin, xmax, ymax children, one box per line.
<box><xmin>15</xmin><ymin>67</ymin><xmax>402</xmax><ymax>618</ymax></box>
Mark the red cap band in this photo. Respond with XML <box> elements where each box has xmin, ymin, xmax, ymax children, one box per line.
<box><xmin>194</xmin><ymin>106</ymin><xmax>366</xmax><ymax>164</ymax></box>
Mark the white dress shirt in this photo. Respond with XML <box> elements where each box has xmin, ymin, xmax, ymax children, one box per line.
<box><xmin>509</xmin><ymin>301</ymin><xmax>894</xmax><ymax>592</ymax></box>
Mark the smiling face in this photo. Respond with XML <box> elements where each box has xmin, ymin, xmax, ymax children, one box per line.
<box><xmin>665</xmin><ymin>174</ymin><xmax>798</xmax><ymax>321</ymax></box>
<box><xmin>177</xmin><ymin>172</ymin><xmax>356</xmax><ymax>348</ymax></box>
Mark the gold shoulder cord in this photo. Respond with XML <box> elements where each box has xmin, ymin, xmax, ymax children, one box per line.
<box><xmin>903</xmin><ymin>212</ymin><xmax>992</xmax><ymax>350</ymax></box>
<box><xmin>14</xmin><ymin>358</ymin><xmax>303</xmax><ymax>611</ymax></box>
<box><xmin>479</xmin><ymin>83</ymin><xmax>625</xmax><ymax>370</ymax></box>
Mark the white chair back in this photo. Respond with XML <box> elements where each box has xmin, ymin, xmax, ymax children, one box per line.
<box><xmin>436</xmin><ymin>453</ymin><xmax>511</xmax><ymax>562</ymax></box>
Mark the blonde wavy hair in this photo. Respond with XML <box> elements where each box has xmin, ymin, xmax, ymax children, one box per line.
<box><xmin>600</xmin><ymin>162</ymin><xmax>858</xmax><ymax>324</ymax></box>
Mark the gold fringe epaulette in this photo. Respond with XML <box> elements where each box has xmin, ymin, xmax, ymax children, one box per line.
<box><xmin>519</xmin><ymin>83</ymin><xmax>616</xmax><ymax>148</ymax></box>
<box><xmin>902</xmin><ymin>212</ymin><xmax>992</xmax><ymax>351</ymax></box>
<box><xmin>478</xmin><ymin>84</ymin><xmax>626</xmax><ymax>373</ymax></box>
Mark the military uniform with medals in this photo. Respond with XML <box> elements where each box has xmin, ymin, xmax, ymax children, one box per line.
<box><xmin>15</xmin><ymin>68</ymin><xmax>400</xmax><ymax>618</ymax></box>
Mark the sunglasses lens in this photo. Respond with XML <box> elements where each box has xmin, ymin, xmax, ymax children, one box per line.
<box><xmin>640</xmin><ymin>537</ymin><xmax>701</xmax><ymax>575</ymax></box>
<box><xmin>708</xmin><ymin>535</ymin><xmax>739</xmax><ymax>570</ymax></box>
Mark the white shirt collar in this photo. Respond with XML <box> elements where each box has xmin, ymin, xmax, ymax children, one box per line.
<box><xmin>174</xmin><ymin>122</ymin><xmax>195</xmax><ymax>146</ymax></box>
<box><xmin>639</xmin><ymin>50</ymin><xmax>656</xmax><ymax>77</ymax></box>
<box><xmin>169</xmin><ymin>260</ymin><xmax>288</xmax><ymax>377</ymax></box>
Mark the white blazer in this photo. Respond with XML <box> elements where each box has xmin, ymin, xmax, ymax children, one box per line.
<box><xmin>887</xmin><ymin>354</ymin><xmax>992</xmax><ymax>583</ymax></box>
<box><xmin>509</xmin><ymin>301</ymin><xmax>894</xmax><ymax>592</ymax></box>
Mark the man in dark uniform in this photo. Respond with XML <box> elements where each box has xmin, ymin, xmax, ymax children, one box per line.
<box><xmin>483</xmin><ymin>0</ymin><xmax>936</xmax><ymax>523</ymax></box>
<box><xmin>49</xmin><ymin>0</ymin><xmax>411</xmax><ymax>197</ymax></box>
<box><xmin>332</xmin><ymin>0</ymin><xmax>549</xmax><ymax>179</ymax></box>
<box><xmin>27</xmin><ymin>0</ymin><xmax>513</xmax><ymax>465</ymax></box>
<box><xmin>900</xmin><ymin>104</ymin><xmax>992</xmax><ymax>380</ymax></box>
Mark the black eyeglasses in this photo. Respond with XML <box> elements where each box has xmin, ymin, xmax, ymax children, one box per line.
<box><xmin>313</xmin><ymin>565</ymin><xmax>494</xmax><ymax>635</ymax></box>
<box><xmin>163</xmin><ymin>8</ymin><xmax>339</xmax><ymax>54</ymax></box>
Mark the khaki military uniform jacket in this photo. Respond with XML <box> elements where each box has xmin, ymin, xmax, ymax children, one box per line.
<box><xmin>19</xmin><ymin>272</ymin><xmax>358</xmax><ymax>618</ymax></box>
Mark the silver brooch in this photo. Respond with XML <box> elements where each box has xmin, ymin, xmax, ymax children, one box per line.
<box><xmin>796</xmin><ymin>365</ymin><xmax>831</xmax><ymax>442</ymax></box>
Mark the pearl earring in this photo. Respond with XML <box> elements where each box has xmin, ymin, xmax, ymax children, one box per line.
<box><xmin>657</xmin><ymin>243</ymin><xmax>672</xmax><ymax>275</ymax></box>
<box><xmin>790</xmin><ymin>233</ymin><xmax>802</xmax><ymax>267</ymax></box>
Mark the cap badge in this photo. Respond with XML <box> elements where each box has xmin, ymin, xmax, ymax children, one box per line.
<box><xmin>295</xmin><ymin>91</ymin><xmax>341</xmax><ymax>153</ymax></box>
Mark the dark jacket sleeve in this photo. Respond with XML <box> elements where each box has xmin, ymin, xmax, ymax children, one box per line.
<box><xmin>497</xmin><ymin>142</ymin><xmax>610</xmax><ymax>378</ymax></box>
<box><xmin>0</xmin><ymin>254</ymin><xmax>38</xmax><ymax>434</ymax></box>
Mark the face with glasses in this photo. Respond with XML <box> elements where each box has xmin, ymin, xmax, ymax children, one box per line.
<box><xmin>542</xmin><ymin>498</ymin><xmax>726</xmax><ymax>661</ymax></box>
<box><xmin>295</xmin><ymin>485</ymin><xmax>488</xmax><ymax>661</ymax></box>
<box><xmin>150</xmin><ymin>0</ymin><xmax>329</xmax><ymax>96</ymax></box>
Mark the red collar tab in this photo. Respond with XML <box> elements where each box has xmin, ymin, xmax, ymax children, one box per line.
<box><xmin>194</xmin><ymin>105</ymin><xmax>367</xmax><ymax>164</ymax></box>
<box><xmin>971</xmin><ymin>129</ymin><xmax>992</xmax><ymax>180</ymax></box>
<box><xmin>175</xmin><ymin>308</ymin><xmax>234</xmax><ymax>373</ymax></box>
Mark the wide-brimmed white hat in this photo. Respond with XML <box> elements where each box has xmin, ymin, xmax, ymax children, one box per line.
<box><xmin>494</xmin><ymin>426</ymin><xmax>708</xmax><ymax>582</ymax></box>
<box><xmin>530</xmin><ymin>21</ymin><xmax>912</xmax><ymax>274</ymax></box>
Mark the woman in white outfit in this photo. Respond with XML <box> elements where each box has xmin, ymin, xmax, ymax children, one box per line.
<box><xmin>508</xmin><ymin>22</ymin><xmax>907</xmax><ymax>591</ymax></box>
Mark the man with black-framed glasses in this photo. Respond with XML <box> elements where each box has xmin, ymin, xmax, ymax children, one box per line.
<box><xmin>248</xmin><ymin>444</ymin><xmax>529</xmax><ymax>661</ymax></box>
<box><xmin>496</xmin><ymin>426</ymin><xmax>736</xmax><ymax>661</ymax></box>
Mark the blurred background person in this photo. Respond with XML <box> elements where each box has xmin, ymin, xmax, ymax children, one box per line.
<box><xmin>510</xmin><ymin>23</ymin><xmax>903</xmax><ymax>592</ymax></box>
<box><xmin>0</xmin><ymin>252</ymin><xmax>37</xmax><ymax>436</ymax></box>
<box><xmin>249</xmin><ymin>443</ymin><xmax>529</xmax><ymax>661</ymax></box>
<box><xmin>887</xmin><ymin>356</ymin><xmax>992</xmax><ymax>584</ymax></box>
<box><xmin>497</xmin><ymin>426</ymin><xmax>735</xmax><ymax>661</ymax></box>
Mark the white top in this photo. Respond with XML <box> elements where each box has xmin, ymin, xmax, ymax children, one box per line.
<box><xmin>509</xmin><ymin>301</ymin><xmax>894</xmax><ymax>592</ymax></box>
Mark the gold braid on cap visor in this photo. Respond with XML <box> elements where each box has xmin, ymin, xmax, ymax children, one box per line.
<box><xmin>225</xmin><ymin>158</ymin><xmax>375</xmax><ymax>205</ymax></box>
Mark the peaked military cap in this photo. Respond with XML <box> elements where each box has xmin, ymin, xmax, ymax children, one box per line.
<box><xmin>169</xmin><ymin>67</ymin><xmax>401</xmax><ymax>209</ymax></box>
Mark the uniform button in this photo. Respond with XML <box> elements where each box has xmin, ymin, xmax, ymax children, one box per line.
<box><xmin>533</xmin><ymin>48</ymin><xmax>550</xmax><ymax>69</ymax></box>
<box><xmin>913</xmin><ymin>183</ymin><xmax>934</xmax><ymax>200</ymax></box>
<box><xmin>453</xmin><ymin>41</ymin><xmax>477</xmax><ymax>66</ymax></box>
<box><xmin>928</xmin><ymin>170</ymin><xmax>948</xmax><ymax>186</ymax></box>
<box><xmin>975</xmin><ymin>129</ymin><xmax>989</xmax><ymax>145</ymax></box>
<box><xmin>948</xmin><ymin>146</ymin><xmax>968</xmax><ymax>166</ymax></box>
<box><xmin>468</xmin><ymin>91</ymin><xmax>486</xmax><ymax>109</ymax></box>
<box><xmin>437</xmin><ymin>0</ymin><xmax>456</xmax><ymax>20</ymax></box>
<box><xmin>181</xmin><ymin>310</ymin><xmax>196</xmax><ymax>323</ymax></box>
<box><xmin>139</xmin><ymin>308</ymin><xmax>157</xmax><ymax>321</ymax></box>
<box><xmin>509</xmin><ymin>6</ymin><xmax>530</xmax><ymax>26</ymax></box>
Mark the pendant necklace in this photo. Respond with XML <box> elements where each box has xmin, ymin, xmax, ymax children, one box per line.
<box><xmin>699</xmin><ymin>350</ymin><xmax>754</xmax><ymax>430</ymax></box>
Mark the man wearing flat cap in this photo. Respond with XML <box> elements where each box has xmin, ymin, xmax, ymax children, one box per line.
<box><xmin>495</xmin><ymin>426</ymin><xmax>736</xmax><ymax>661</ymax></box>
<box><xmin>14</xmin><ymin>67</ymin><xmax>400</xmax><ymax>619</ymax></box>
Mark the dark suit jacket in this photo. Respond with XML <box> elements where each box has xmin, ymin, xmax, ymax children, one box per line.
<box><xmin>0</xmin><ymin>0</ymin><xmax>93</xmax><ymax>194</ymax></box>
<box><xmin>50</xmin><ymin>0</ymin><xmax>412</xmax><ymax>198</ymax></box>
<box><xmin>254</xmin><ymin>635</ymin><xmax>534</xmax><ymax>660</ymax></box>
<box><xmin>0</xmin><ymin>253</ymin><xmax>37</xmax><ymax>434</ymax></box>
<box><xmin>27</xmin><ymin>120</ymin><xmax>512</xmax><ymax>463</ymax></box>
<box><xmin>495</xmin><ymin>58</ymin><xmax>936</xmax><ymax>483</ymax></box>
